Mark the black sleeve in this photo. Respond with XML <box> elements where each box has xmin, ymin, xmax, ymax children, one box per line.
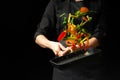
<box><xmin>34</xmin><ymin>0</ymin><xmax>56</xmax><ymax>39</ymax></box>
<box><xmin>92</xmin><ymin>11</ymin><xmax>107</xmax><ymax>44</ymax></box>
<box><xmin>91</xmin><ymin>0</ymin><xmax>107</xmax><ymax>47</ymax></box>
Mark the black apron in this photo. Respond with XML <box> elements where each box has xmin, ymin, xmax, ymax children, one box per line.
<box><xmin>52</xmin><ymin>52</ymin><xmax>108</xmax><ymax>80</ymax></box>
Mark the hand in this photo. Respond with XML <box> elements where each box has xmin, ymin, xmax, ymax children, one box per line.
<box><xmin>49</xmin><ymin>41</ymin><xmax>73</xmax><ymax>57</ymax></box>
<box><xmin>58</xmin><ymin>47</ymin><xmax>72</xmax><ymax>57</ymax></box>
<box><xmin>49</xmin><ymin>41</ymin><xmax>66</xmax><ymax>56</ymax></box>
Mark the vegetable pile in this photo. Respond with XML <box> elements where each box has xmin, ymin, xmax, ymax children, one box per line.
<box><xmin>57</xmin><ymin>7</ymin><xmax>93</xmax><ymax>51</ymax></box>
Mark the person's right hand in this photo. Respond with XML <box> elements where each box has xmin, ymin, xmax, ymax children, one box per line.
<box><xmin>49</xmin><ymin>41</ymin><xmax>71</xmax><ymax>57</ymax></box>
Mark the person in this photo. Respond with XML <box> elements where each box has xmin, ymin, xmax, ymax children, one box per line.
<box><xmin>34</xmin><ymin>0</ymin><xmax>108</xmax><ymax>80</ymax></box>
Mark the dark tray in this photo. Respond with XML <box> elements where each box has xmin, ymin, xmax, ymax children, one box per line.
<box><xmin>50</xmin><ymin>48</ymin><xmax>102</xmax><ymax>68</ymax></box>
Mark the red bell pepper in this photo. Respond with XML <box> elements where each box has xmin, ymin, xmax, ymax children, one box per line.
<box><xmin>57</xmin><ymin>30</ymin><xmax>66</xmax><ymax>41</ymax></box>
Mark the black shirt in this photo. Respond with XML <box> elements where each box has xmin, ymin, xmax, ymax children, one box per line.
<box><xmin>34</xmin><ymin>0</ymin><xmax>108</xmax><ymax>80</ymax></box>
<box><xmin>34</xmin><ymin>0</ymin><xmax>106</xmax><ymax>47</ymax></box>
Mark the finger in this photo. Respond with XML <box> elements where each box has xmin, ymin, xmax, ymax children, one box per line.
<box><xmin>61</xmin><ymin>47</ymin><xmax>71</xmax><ymax>55</ymax></box>
<box><xmin>57</xmin><ymin>47</ymin><xmax>72</xmax><ymax>57</ymax></box>
<box><xmin>53</xmin><ymin>48</ymin><xmax>61</xmax><ymax>56</ymax></box>
<box><xmin>54</xmin><ymin>50</ymin><xmax>59</xmax><ymax>56</ymax></box>
<box><xmin>68</xmin><ymin>47</ymin><xmax>73</xmax><ymax>53</ymax></box>
<box><xmin>59</xmin><ymin>43</ymin><xmax>66</xmax><ymax>51</ymax></box>
<box><xmin>57</xmin><ymin>50</ymin><xmax>68</xmax><ymax>57</ymax></box>
<box><xmin>58</xmin><ymin>51</ymin><xmax>64</xmax><ymax>57</ymax></box>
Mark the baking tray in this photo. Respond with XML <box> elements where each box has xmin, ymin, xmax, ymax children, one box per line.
<box><xmin>50</xmin><ymin>48</ymin><xmax>102</xmax><ymax>68</ymax></box>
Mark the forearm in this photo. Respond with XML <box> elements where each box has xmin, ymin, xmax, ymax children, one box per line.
<box><xmin>35</xmin><ymin>34</ymin><xmax>68</xmax><ymax>56</ymax></box>
<box><xmin>35</xmin><ymin>35</ymin><xmax>51</xmax><ymax>49</ymax></box>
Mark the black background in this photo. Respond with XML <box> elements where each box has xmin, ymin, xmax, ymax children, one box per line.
<box><xmin>0</xmin><ymin>0</ymin><xmax>120</xmax><ymax>80</ymax></box>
